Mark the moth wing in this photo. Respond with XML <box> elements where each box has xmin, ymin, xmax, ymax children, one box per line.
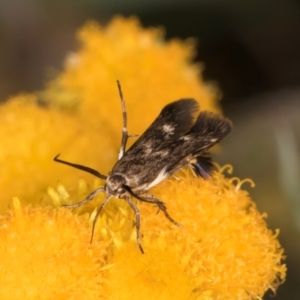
<box><xmin>110</xmin><ymin>99</ymin><xmax>199</xmax><ymax>189</ymax></box>
<box><xmin>167</xmin><ymin>111</ymin><xmax>232</xmax><ymax>178</ymax></box>
<box><xmin>124</xmin><ymin>98</ymin><xmax>199</xmax><ymax>156</ymax></box>
<box><xmin>112</xmin><ymin>104</ymin><xmax>232</xmax><ymax>190</ymax></box>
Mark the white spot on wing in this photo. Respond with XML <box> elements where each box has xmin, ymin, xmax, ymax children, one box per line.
<box><xmin>143</xmin><ymin>141</ymin><xmax>153</xmax><ymax>155</ymax></box>
<box><xmin>181</xmin><ymin>136</ymin><xmax>191</xmax><ymax>141</ymax></box>
<box><xmin>146</xmin><ymin>166</ymin><xmax>169</xmax><ymax>189</ymax></box>
<box><xmin>163</xmin><ymin>124</ymin><xmax>174</xmax><ymax>134</ymax></box>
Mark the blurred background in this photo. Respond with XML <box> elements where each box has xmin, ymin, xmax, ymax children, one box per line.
<box><xmin>0</xmin><ymin>0</ymin><xmax>299</xmax><ymax>298</ymax></box>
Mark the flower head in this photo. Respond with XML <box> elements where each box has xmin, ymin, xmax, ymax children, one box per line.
<box><xmin>43</xmin><ymin>16</ymin><xmax>220</xmax><ymax>143</ymax></box>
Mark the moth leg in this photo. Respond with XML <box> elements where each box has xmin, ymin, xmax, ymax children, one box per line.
<box><xmin>136</xmin><ymin>193</ymin><xmax>181</xmax><ymax>227</ymax></box>
<box><xmin>90</xmin><ymin>194</ymin><xmax>113</xmax><ymax>243</ymax></box>
<box><xmin>63</xmin><ymin>187</ymin><xmax>105</xmax><ymax>208</ymax></box>
<box><xmin>124</xmin><ymin>195</ymin><xmax>144</xmax><ymax>254</ymax></box>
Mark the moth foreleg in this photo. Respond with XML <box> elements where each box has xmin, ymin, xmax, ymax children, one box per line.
<box><xmin>90</xmin><ymin>194</ymin><xmax>113</xmax><ymax>243</ymax></box>
<box><xmin>63</xmin><ymin>187</ymin><xmax>105</xmax><ymax>209</ymax></box>
<box><xmin>136</xmin><ymin>193</ymin><xmax>181</xmax><ymax>227</ymax></box>
<box><xmin>124</xmin><ymin>195</ymin><xmax>144</xmax><ymax>254</ymax></box>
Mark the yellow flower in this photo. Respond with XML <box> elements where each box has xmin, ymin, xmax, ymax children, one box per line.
<box><xmin>0</xmin><ymin>168</ymin><xmax>286</xmax><ymax>299</ymax></box>
<box><xmin>0</xmin><ymin>94</ymin><xmax>116</xmax><ymax>211</ymax></box>
<box><xmin>0</xmin><ymin>16</ymin><xmax>218</xmax><ymax>210</ymax></box>
<box><xmin>43</xmin><ymin>16</ymin><xmax>219</xmax><ymax>145</ymax></box>
<box><xmin>0</xmin><ymin>16</ymin><xmax>285</xmax><ymax>299</ymax></box>
<box><xmin>0</xmin><ymin>198</ymin><xmax>109</xmax><ymax>300</ymax></box>
<box><xmin>99</xmin><ymin>167</ymin><xmax>286</xmax><ymax>299</ymax></box>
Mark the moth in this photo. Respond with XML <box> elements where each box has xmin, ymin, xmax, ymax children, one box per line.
<box><xmin>54</xmin><ymin>81</ymin><xmax>232</xmax><ymax>253</ymax></box>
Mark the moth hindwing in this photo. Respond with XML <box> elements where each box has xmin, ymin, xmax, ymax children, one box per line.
<box><xmin>54</xmin><ymin>81</ymin><xmax>232</xmax><ymax>253</ymax></box>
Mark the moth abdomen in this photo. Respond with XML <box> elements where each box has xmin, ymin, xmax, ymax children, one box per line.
<box><xmin>190</xmin><ymin>156</ymin><xmax>215</xmax><ymax>179</ymax></box>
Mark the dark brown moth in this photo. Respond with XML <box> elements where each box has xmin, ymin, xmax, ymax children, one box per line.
<box><xmin>54</xmin><ymin>81</ymin><xmax>232</xmax><ymax>253</ymax></box>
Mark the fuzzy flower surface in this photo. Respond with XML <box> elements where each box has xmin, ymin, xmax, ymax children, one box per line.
<box><xmin>0</xmin><ymin>198</ymin><xmax>108</xmax><ymax>300</ymax></box>
<box><xmin>0</xmin><ymin>16</ymin><xmax>285</xmax><ymax>299</ymax></box>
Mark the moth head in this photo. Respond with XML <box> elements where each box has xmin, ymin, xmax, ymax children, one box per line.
<box><xmin>105</xmin><ymin>174</ymin><xmax>126</xmax><ymax>197</ymax></box>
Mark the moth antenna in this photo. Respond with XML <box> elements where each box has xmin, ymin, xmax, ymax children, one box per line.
<box><xmin>117</xmin><ymin>81</ymin><xmax>139</xmax><ymax>159</ymax></box>
<box><xmin>117</xmin><ymin>80</ymin><xmax>129</xmax><ymax>160</ymax></box>
<box><xmin>54</xmin><ymin>154</ymin><xmax>107</xmax><ymax>180</ymax></box>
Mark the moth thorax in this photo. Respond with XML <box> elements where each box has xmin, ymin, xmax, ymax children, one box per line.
<box><xmin>106</xmin><ymin>174</ymin><xmax>126</xmax><ymax>197</ymax></box>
